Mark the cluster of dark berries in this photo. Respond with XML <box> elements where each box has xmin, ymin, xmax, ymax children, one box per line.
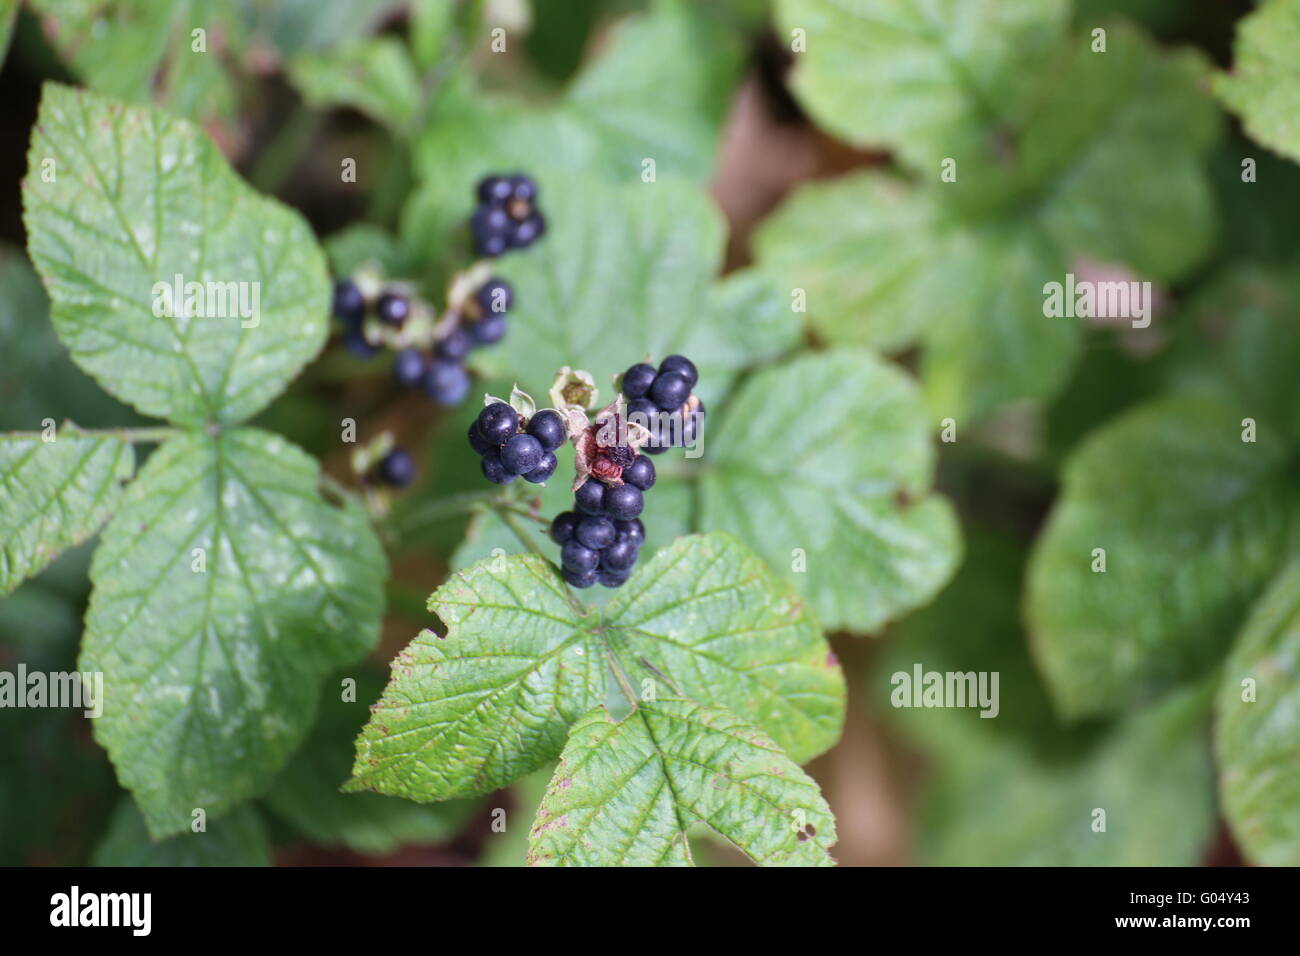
<box><xmin>469</xmin><ymin>402</ymin><xmax>565</xmax><ymax>485</ymax></box>
<box><xmin>471</xmin><ymin>174</ymin><xmax>546</xmax><ymax>257</ymax></box>
<box><xmin>551</xmin><ymin>449</ymin><xmax>654</xmax><ymax>590</ymax></box>
<box><xmin>621</xmin><ymin>354</ymin><xmax>704</xmax><ymax>454</ymax></box>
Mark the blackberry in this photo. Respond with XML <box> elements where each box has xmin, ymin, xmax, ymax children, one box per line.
<box><xmin>523</xmin><ymin>451</ymin><xmax>557</xmax><ymax>484</ymax></box>
<box><xmin>659</xmin><ymin>354</ymin><xmax>699</xmax><ymax>389</ymax></box>
<box><xmin>604</xmin><ymin>483</ymin><xmax>643</xmax><ymax>520</ymax></box>
<box><xmin>599</xmin><ymin>538</ymin><xmax>638</xmax><ymax>572</ymax></box>
<box><xmin>377</xmin><ymin>448</ymin><xmax>415</xmax><ymax>488</ymax></box>
<box><xmin>575</xmin><ymin>515</ymin><xmax>616</xmax><ymax>550</ymax></box>
<box><xmin>621</xmin><ymin>363</ymin><xmax>657</xmax><ymax>399</ymax></box>
<box><xmin>563</xmin><ymin>566</ymin><xmax>599</xmax><ymax>589</ymax></box>
<box><xmin>649</xmin><ymin>369</ymin><xmax>691</xmax><ymax>411</ymax></box>
<box><xmin>561</xmin><ymin>540</ymin><xmax>599</xmax><ymax>573</ymax></box>
<box><xmin>510</xmin><ymin>213</ymin><xmax>546</xmax><ymax>249</ymax></box>
<box><xmin>475</xmin><ymin>279</ymin><xmax>513</xmax><ymax>316</ymax></box>
<box><xmin>574</xmin><ymin>479</ymin><xmax>606</xmax><ymax>515</ymax></box>
<box><xmin>501</xmin><ymin>433</ymin><xmax>544</xmax><ymax>475</ymax></box>
<box><xmin>424</xmin><ymin>359</ymin><xmax>470</xmax><ymax>406</ymax></box>
<box><xmin>393</xmin><ymin>348</ymin><xmax>427</xmax><ymax>388</ymax></box>
<box><xmin>470</xmin><ymin>172</ymin><xmax>546</xmax><ymax>256</ymax></box>
<box><xmin>476</xmin><ymin>175</ymin><xmax>514</xmax><ymax>203</ymax></box>
<box><xmin>622</xmin><ymin>455</ymin><xmax>655</xmax><ymax>491</ymax></box>
<box><xmin>333</xmin><ymin>279</ymin><xmax>365</xmax><ymax>323</ymax></box>
<box><xmin>550</xmin><ymin>511</ymin><xmax>580</xmax><ymax>545</ymax></box>
<box><xmin>467</xmin><ymin>421</ymin><xmax>495</xmax><ymax>456</ymax></box>
<box><xmin>597</xmin><ymin>567</ymin><xmax>632</xmax><ymax>588</ymax></box>
<box><xmin>434</xmin><ymin>328</ymin><xmax>472</xmax><ymax>361</ymax></box>
<box><xmin>375</xmin><ymin>292</ymin><xmax>410</xmax><ymax>327</ymax></box>
<box><xmin>480</xmin><ymin>449</ymin><xmax>516</xmax><ymax>485</ymax></box>
<box><xmin>615</xmin><ymin>518</ymin><xmax>645</xmax><ymax>547</ymax></box>
<box><xmin>467</xmin><ymin>313</ymin><xmax>507</xmax><ymax>346</ymax></box>
<box><xmin>477</xmin><ymin>402</ymin><xmax>519</xmax><ymax>446</ymax></box>
<box><xmin>526</xmin><ymin>409</ymin><xmax>567</xmax><ymax>452</ymax></box>
<box><xmin>343</xmin><ymin>317</ymin><xmax>380</xmax><ymax>358</ymax></box>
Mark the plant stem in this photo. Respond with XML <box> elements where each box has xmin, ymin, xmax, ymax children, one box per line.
<box><xmin>492</xmin><ymin>501</ymin><xmax>548</xmax><ymax>557</ymax></box>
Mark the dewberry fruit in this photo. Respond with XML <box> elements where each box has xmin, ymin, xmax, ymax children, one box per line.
<box><xmin>524</xmin><ymin>451</ymin><xmax>557</xmax><ymax>484</ymax></box>
<box><xmin>604</xmin><ymin>483</ymin><xmax>643</xmax><ymax>520</ymax></box>
<box><xmin>333</xmin><ymin>279</ymin><xmax>365</xmax><ymax>323</ymax></box>
<box><xmin>435</xmin><ymin>328</ymin><xmax>472</xmax><ymax>361</ymax></box>
<box><xmin>575</xmin><ymin>515</ymin><xmax>616</xmax><ymax>550</ymax></box>
<box><xmin>475</xmin><ymin>279</ymin><xmax>513</xmax><ymax>315</ymax></box>
<box><xmin>467</xmin><ymin>313</ymin><xmax>507</xmax><ymax>346</ymax></box>
<box><xmin>501</xmin><ymin>433</ymin><xmax>543</xmax><ymax>475</ymax></box>
<box><xmin>480</xmin><ymin>449</ymin><xmax>516</xmax><ymax>484</ymax></box>
<box><xmin>509</xmin><ymin>174</ymin><xmax>538</xmax><ymax>202</ymax></box>
<box><xmin>375</xmin><ymin>292</ymin><xmax>410</xmax><ymax>326</ymax></box>
<box><xmin>659</xmin><ymin>354</ymin><xmax>699</xmax><ymax>389</ymax></box>
<box><xmin>550</xmin><ymin>511</ymin><xmax>580</xmax><ymax>545</ymax></box>
<box><xmin>467</xmin><ymin>422</ymin><xmax>495</xmax><ymax>456</ymax></box>
<box><xmin>471</xmin><ymin>206</ymin><xmax>510</xmax><ymax>257</ymax></box>
<box><xmin>377</xmin><ymin>448</ymin><xmax>415</xmax><ymax>488</ymax></box>
<box><xmin>527</xmin><ymin>409</ymin><xmax>567</xmax><ymax>452</ymax></box>
<box><xmin>649</xmin><ymin>369</ymin><xmax>691</xmax><ymax>411</ymax></box>
<box><xmin>621</xmin><ymin>363</ymin><xmax>657</xmax><ymax>399</ymax></box>
<box><xmin>614</xmin><ymin>518</ymin><xmax>645</xmax><ymax>547</ymax></box>
<box><xmin>621</xmin><ymin>455</ymin><xmax>655</xmax><ymax>491</ymax></box>
<box><xmin>574</xmin><ymin>479</ymin><xmax>606</xmax><ymax>515</ymax></box>
<box><xmin>563</xmin><ymin>566</ymin><xmax>599</xmax><ymax>589</ymax></box>
<box><xmin>561</xmin><ymin>540</ymin><xmax>599</xmax><ymax>573</ymax></box>
<box><xmin>477</xmin><ymin>402</ymin><xmax>519</xmax><ymax>446</ymax></box>
<box><xmin>476</xmin><ymin>175</ymin><xmax>513</xmax><ymax>203</ymax></box>
<box><xmin>423</xmin><ymin>359</ymin><xmax>470</xmax><ymax>406</ymax></box>
<box><xmin>393</xmin><ymin>348</ymin><xmax>427</xmax><ymax>388</ymax></box>
<box><xmin>598</xmin><ymin>567</ymin><xmax>632</xmax><ymax>589</ymax></box>
<box><xmin>510</xmin><ymin>213</ymin><xmax>545</xmax><ymax>249</ymax></box>
<box><xmin>600</xmin><ymin>538</ymin><xmax>638</xmax><ymax>572</ymax></box>
<box><xmin>343</xmin><ymin>318</ymin><xmax>379</xmax><ymax>358</ymax></box>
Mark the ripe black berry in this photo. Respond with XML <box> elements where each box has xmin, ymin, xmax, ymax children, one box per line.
<box><xmin>600</xmin><ymin>538</ymin><xmax>638</xmax><ymax>572</ymax></box>
<box><xmin>480</xmin><ymin>450</ymin><xmax>516</xmax><ymax>484</ymax></box>
<box><xmin>524</xmin><ymin>451</ymin><xmax>557</xmax><ymax>484</ymax></box>
<box><xmin>550</xmin><ymin>511</ymin><xmax>580</xmax><ymax>545</ymax></box>
<box><xmin>510</xmin><ymin>174</ymin><xmax>538</xmax><ymax>202</ymax></box>
<box><xmin>333</xmin><ymin>280</ymin><xmax>365</xmax><ymax>323</ymax></box>
<box><xmin>501</xmin><ymin>433</ymin><xmax>543</xmax><ymax>475</ymax></box>
<box><xmin>604</xmin><ymin>483</ymin><xmax>643</xmax><ymax>520</ymax></box>
<box><xmin>423</xmin><ymin>359</ymin><xmax>470</xmax><ymax>406</ymax></box>
<box><xmin>510</xmin><ymin>213</ymin><xmax>545</xmax><ymax>249</ymax></box>
<box><xmin>376</xmin><ymin>293</ymin><xmax>410</xmax><ymax>326</ymax></box>
<box><xmin>527</xmin><ymin>409</ymin><xmax>567</xmax><ymax>452</ymax></box>
<box><xmin>393</xmin><ymin>348</ymin><xmax>427</xmax><ymax>388</ymax></box>
<box><xmin>477</xmin><ymin>402</ymin><xmax>519</xmax><ymax>446</ymax></box>
<box><xmin>378</xmin><ymin>448</ymin><xmax>415</xmax><ymax>488</ymax></box>
<box><xmin>468</xmin><ymin>421</ymin><xmax>494</xmax><ymax>456</ymax></box>
<box><xmin>649</xmin><ymin>369</ymin><xmax>691</xmax><ymax>410</ymax></box>
<box><xmin>471</xmin><ymin>206</ymin><xmax>510</xmax><ymax>258</ymax></box>
<box><xmin>563</xmin><ymin>566</ymin><xmax>599</xmax><ymax>589</ymax></box>
<box><xmin>343</xmin><ymin>318</ymin><xmax>379</xmax><ymax>358</ymax></box>
<box><xmin>576</xmin><ymin>515</ymin><xmax>616</xmax><ymax>550</ymax></box>
<box><xmin>598</xmin><ymin>567</ymin><xmax>632</xmax><ymax>588</ymax></box>
<box><xmin>468</xmin><ymin>313</ymin><xmax>507</xmax><ymax>346</ymax></box>
<box><xmin>622</xmin><ymin>455</ymin><xmax>655</xmax><ymax>491</ymax></box>
<box><xmin>435</xmin><ymin>328</ymin><xmax>472</xmax><ymax>361</ymax></box>
<box><xmin>561</xmin><ymin>540</ymin><xmax>599</xmax><ymax>573</ymax></box>
<box><xmin>614</xmin><ymin>518</ymin><xmax>645</xmax><ymax>547</ymax></box>
<box><xmin>574</xmin><ymin>479</ymin><xmax>606</xmax><ymax>515</ymax></box>
<box><xmin>621</xmin><ymin>363</ymin><xmax>657</xmax><ymax>399</ymax></box>
<box><xmin>476</xmin><ymin>175</ymin><xmax>513</xmax><ymax>203</ymax></box>
<box><xmin>659</xmin><ymin>354</ymin><xmax>698</xmax><ymax>389</ymax></box>
<box><xmin>476</xmin><ymin>279</ymin><xmax>513</xmax><ymax>315</ymax></box>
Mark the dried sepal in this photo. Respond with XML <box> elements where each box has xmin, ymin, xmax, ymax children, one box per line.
<box><xmin>549</xmin><ymin>366</ymin><xmax>599</xmax><ymax>413</ymax></box>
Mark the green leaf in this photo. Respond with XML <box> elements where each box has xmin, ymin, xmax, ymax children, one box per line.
<box><xmin>1026</xmin><ymin>394</ymin><xmax>1299</xmax><ymax>718</ymax></box>
<box><xmin>1215</xmin><ymin>0</ymin><xmax>1300</xmax><ymax>164</ymax></box>
<box><xmin>472</xmin><ymin>172</ymin><xmax>797</xmax><ymax>407</ymax></box>
<box><xmin>698</xmin><ymin>349</ymin><xmax>961</xmax><ymax>634</ymax></box>
<box><xmin>905</xmin><ymin>687</ymin><xmax>1215</xmax><ymax>866</ymax></box>
<box><xmin>288</xmin><ymin>38</ymin><xmax>422</xmax><ymax>136</ymax></box>
<box><xmin>528</xmin><ymin>699</ymin><xmax>836</xmax><ymax>867</ymax></box>
<box><xmin>93</xmin><ymin>799</ymin><xmax>270</xmax><ymax>866</ymax></box>
<box><xmin>347</xmin><ymin>533</ymin><xmax>843</xmax><ymax>801</ymax></box>
<box><xmin>81</xmin><ymin>427</ymin><xmax>386</xmax><ymax>837</ymax></box>
<box><xmin>1216</xmin><ymin>559</ymin><xmax>1300</xmax><ymax>865</ymax></box>
<box><xmin>757</xmin><ymin>22</ymin><xmax>1218</xmax><ymax>420</ymax></box>
<box><xmin>0</xmin><ymin>426</ymin><xmax>134</xmax><ymax>597</ymax></box>
<box><xmin>22</xmin><ymin>83</ymin><xmax>331</xmax><ymax>426</ymax></box>
<box><xmin>264</xmin><ymin>670</ymin><xmax>476</xmax><ymax>855</ymax></box>
<box><xmin>776</xmin><ymin>0</ymin><xmax>1071</xmax><ymax>173</ymax></box>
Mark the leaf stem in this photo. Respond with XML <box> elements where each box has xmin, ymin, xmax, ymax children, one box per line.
<box><xmin>491</xmin><ymin>500</ymin><xmax>548</xmax><ymax>557</ymax></box>
<box><xmin>605</xmin><ymin>647</ymin><xmax>641</xmax><ymax>711</ymax></box>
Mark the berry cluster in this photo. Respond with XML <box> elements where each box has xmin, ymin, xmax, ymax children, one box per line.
<box><xmin>471</xmin><ymin>174</ymin><xmax>546</xmax><ymax>257</ymax></box>
<box><xmin>621</xmin><ymin>355</ymin><xmax>705</xmax><ymax>454</ymax></box>
<box><xmin>469</xmin><ymin>402</ymin><xmax>565</xmax><ymax>485</ymax></box>
<box><xmin>551</xmin><ymin>446</ymin><xmax>654</xmax><ymax>590</ymax></box>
